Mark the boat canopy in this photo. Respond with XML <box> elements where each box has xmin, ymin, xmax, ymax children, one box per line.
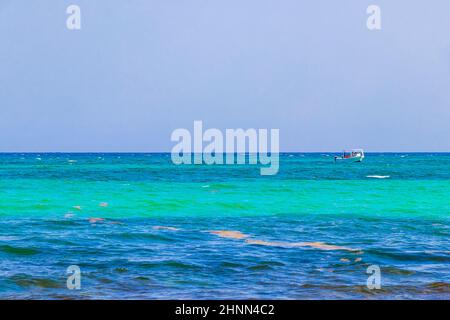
<box><xmin>342</xmin><ymin>149</ymin><xmax>364</xmax><ymax>158</ymax></box>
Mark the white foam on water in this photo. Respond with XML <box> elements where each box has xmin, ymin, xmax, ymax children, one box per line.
<box><xmin>0</xmin><ymin>236</ymin><xmax>22</xmax><ymax>241</ymax></box>
<box><xmin>367</xmin><ymin>175</ymin><xmax>390</xmax><ymax>179</ymax></box>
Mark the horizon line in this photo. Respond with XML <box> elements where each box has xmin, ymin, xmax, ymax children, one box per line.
<box><xmin>1</xmin><ymin>151</ymin><xmax>449</xmax><ymax>154</ymax></box>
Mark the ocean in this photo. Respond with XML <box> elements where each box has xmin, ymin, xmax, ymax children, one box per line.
<box><xmin>0</xmin><ymin>153</ymin><xmax>449</xmax><ymax>299</ymax></box>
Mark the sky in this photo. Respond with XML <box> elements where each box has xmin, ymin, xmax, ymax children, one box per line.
<box><xmin>0</xmin><ymin>0</ymin><xmax>449</xmax><ymax>152</ymax></box>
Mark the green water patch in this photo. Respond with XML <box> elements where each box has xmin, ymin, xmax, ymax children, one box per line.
<box><xmin>366</xmin><ymin>248</ymin><xmax>450</xmax><ymax>263</ymax></box>
<box><xmin>1</xmin><ymin>178</ymin><xmax>449</xmax><ymax>219</ymax></box>
<box><xmin>0</xmin><ymin>245</ymin><xmax>40</xmax><ymax>256</ymax></box>
<box><xmin>9</xmin><ymin>274</ymin><xmax>62</xmax><ymax>289</ymax></box>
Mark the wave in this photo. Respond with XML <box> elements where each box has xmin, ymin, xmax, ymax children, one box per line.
<box><xmin>153</xmin><ymin>226</ymin><xmax>180</xmax><ymax>231</ymax></box>
<box><xmin>139</xmin><ymin>260</ymin><xmax>202</xmax><ymax>270</ymax></box>
<box><xmin>0</xmin><ymin>245</ymin><xmax>40</xmax><ymax>256</ymax></box>
<box><xmin>9</xmin><ymin>274</ymin><xmax>62</xmax><ymax>289</ymax></box>
<box><xmin>366</xmin><ymin>175</ymin><xmax>390</xmax><ymax>179</ymax></box>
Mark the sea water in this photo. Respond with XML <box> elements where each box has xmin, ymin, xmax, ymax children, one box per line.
<box><xmin>0</xmin><ymin>153</ymin><xmax>449</xmax><ymax>299</ymax></box>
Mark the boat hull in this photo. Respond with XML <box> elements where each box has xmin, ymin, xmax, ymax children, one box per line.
<box><xmin>334</xmin><ymin>156</ymin><xmax>364</xmax><ymax>162</ymax></box>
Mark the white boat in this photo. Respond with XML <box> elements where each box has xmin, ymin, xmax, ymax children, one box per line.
<box><xmin>334</xmin><ymin>149</ymin><xmax>364</xmax><ymax>162</ymax></box>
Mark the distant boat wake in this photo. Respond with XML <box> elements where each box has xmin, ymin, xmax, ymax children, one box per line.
<box><xmin>366</xmin><ymin>175</ymin><xmax>390</xmax><ymax>179</ymax></box>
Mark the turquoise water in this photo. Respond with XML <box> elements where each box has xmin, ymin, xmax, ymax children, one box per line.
<box><xmin>0</xmin><ymin>153</ymin><xmax>449</xmax><ymax>299</ymax></box>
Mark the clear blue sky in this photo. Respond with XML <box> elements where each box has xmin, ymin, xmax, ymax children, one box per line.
<box><xmin>0</xmin><ymin>0</ymin><xmax>449</xmax><ymax>152</ymax></box>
